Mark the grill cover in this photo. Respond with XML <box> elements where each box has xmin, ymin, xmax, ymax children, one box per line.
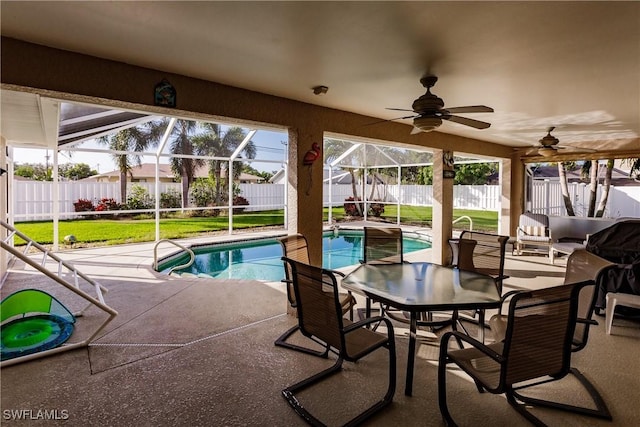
<box><xmin>586</xmin><ymin>220</ymin><xmax>640</xmax><ymax>312</ymax></box>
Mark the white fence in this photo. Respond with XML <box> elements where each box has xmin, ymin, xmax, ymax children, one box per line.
<box><xmin>528</xmin><ymin>180</ymin><xmax>640</xmax><ymax>218</ymax></box>
<box><xmin>10</xmin><ymin>180</ymin><xmax>640</xmax><ymax>221</ymax></box>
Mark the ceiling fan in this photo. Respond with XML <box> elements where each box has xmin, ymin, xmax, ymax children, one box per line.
<box><xmin>386</xmin><ymin>75</ymin><xmax>494</xmax><ymax>133</ymax></box>
<box><xmin>525</xmin><ymin>127</ymin><xmax>596</xmax><ymax>157</ymax></box>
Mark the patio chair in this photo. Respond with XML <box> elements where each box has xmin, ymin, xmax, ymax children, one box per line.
<box><xmin>489</xmin><ymin>249</ymin><xmax>614</xmax><ymax>421</ymax></box>
<box><xmin>362</xmin><ymin>226</ymin><xmax>405</xmax><ymax>265</ymax></box>
<box><xmin>281</xmin><ymin>257</ymin><xmax>396</xmax><ymax>426</ymax></box>
<box><xmin>515</xmin><ymin>212</ymin><xmax>552</xmax><ymax>258</ymax></box>
<box><xmin>362</xmin><ymin>227</ymin><xmax>410</xmax><ymax>324</ymax></box>
<box><xmin>438</xmin><ymin>281</ymin><xmax>594</xmax><ymax>426</ymax></box>
<box><xmin>448</xmin><ymin>231</ymin><xmax>509</xmax><ymax>342</ymax></box>
<box><xmin>275</xmin><ymin>234</ymin><xmax>356</xmax><ymax>358</ymax></box>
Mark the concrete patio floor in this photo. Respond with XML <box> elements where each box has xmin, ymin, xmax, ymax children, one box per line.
<box><xmin>2</xmin><ymin>230</ymin><xmax>639</xmax><ymax>426</ymax></box>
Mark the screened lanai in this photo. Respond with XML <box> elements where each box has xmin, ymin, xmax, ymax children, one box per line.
<box><xmin>4</xmin><ymin>91</ymin><xmax>506</xmax><ymax>254</ymax></box>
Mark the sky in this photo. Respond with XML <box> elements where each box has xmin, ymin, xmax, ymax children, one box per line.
<box><xmin>11</xmin><ymin>128</ymin><xmax>289</xmax><ymax>175</ymax></box>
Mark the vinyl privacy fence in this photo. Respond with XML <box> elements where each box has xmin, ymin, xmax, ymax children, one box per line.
<box><xmin>10</xmin><ymin>180</ymin><xmax>640</xmax><ymax>221</ymax></box>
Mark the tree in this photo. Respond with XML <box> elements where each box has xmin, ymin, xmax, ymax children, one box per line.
<box><xmin>59</xmin><ymin>163</ymin><xmax>97</xmax><ymax>180</ymax></box>
<box><xmin>193</xmin><ymin>124</ymin><xmax>256</xmax><ymax>206</ymax></box>
<box><xmin>97</xmin><ymin>121</ymin><xmax>165</xmax><ymax>203</ymax></box>
<box><xmin>324</xmin><ymin>138</ymin><xmax>363</xmax><ymax>216</ymax></box>
<box><xmin>557</xmin><ymin>162</ymin><xmax>576</xmax><ymax>216</ymax></box>
<box><xmin>168</xmin><ymin>119</ymin><xmax>203</xmax><ymax>208</ymax></box>
<box><xmin>453</xmin><ymin>163</ymin><xmax>498</xmax><ymax>185</ymax></box>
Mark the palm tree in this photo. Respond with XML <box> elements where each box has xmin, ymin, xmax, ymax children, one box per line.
<box><xmin>168</xmin><ymin>120</ymin><xmax>204</xmax><ymax>208</ymax></box>
<box><xmin>194</xmin><ymin>124</ymin><xmax>256</xmax><ymax>206</ymax></box>
<box><xmin>557</xmin><ymin>161</ymin><xmax>576</xmax><ymax>216</ymax></box>
<box><xmin>97</xmin><ymin>121</ymin><xmax>165</xmax><ymax>204</ymax></box>
<box><xmin>324</xmin><ymin>138</ymin><xmax>363</xmax><ymax>216</ymax></box>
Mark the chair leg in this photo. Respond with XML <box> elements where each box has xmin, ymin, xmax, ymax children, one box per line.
<box><xmin>275</xmin><ymin>325</ymin><xmax>330</xmax><ymax>358</ymax></box>
<box><xmin>505</xmin><ymin>388</ymin><xmax>548</xmax><ymax>427</ymax></box>
<box><xmin>438</xmin><ymin>347</ymin><xmax>457</xmax><ymax>426</ymax></box>
<box><xmin>282</xmin><ymin>357</ymin><xmax>344</xmax><ymax>426</ymax></box>
<box><xmin>283</xmin><ymin>338</ymin><xmax>396</xmax><ymax>427</ymax></box>
<box><xmin>511</xmin><ymin>368</ymin><xmax>612</xmax><ymax>421</ymax></box>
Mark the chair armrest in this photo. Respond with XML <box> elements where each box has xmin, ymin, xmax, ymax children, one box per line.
<box><xmin>441</xmin><ymin>331</ymin><xmax>504</xmax><ymax>364</ymax></box>
<box><xmin>576</xmin><ymin>317</ymin><xmax>598</xmax><ymax>326</ymax></box>
<box><xmin>344</xmin><ymin>316</ymin><xmax>394</xmax><ymax>338</ymax></box>
<box><xmin>328</xmin><ymin>269</ymin><xmax>346</xmax><ymax>278</ymax></box>
<box><xmin>496</xmin><ymin>290</ymin><xmax>523</xmax><ymax>315</ymax></box>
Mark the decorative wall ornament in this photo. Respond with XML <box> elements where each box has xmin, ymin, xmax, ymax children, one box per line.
<box><xmin>303</xmin><ymin>142</ymin><xmax>321</xmax><ymax>195</ymax></box>
<box><xmin>154</xmin><ymin>78</ymin><xmax>176</xmax><ymax>108</ymax></box>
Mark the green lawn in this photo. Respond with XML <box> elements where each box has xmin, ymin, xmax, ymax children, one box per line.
<box><xmin>13</xmin><ymin>206</ymin><xmax>497</xmax><ymax>246</ymax></box>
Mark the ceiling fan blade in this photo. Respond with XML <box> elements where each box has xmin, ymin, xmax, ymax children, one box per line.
<box><xmin>386</xmin><ymin>107</ymin><xmax>415</xmax><ymax>112</ymax></box>
<box><xmin>524</xmin><ymin>147</ymin><xmax>540</xmax><ymax>155</ymax></box>
<box><xmin>446</xmin><ymin>105</ymin><xmax>494</xmax><ymax>114</ymax></box>
<box><xmin>410</xmin><ymin>126</ymin><xmax>423</xmax><ymax>135</ymax></box>
<box><xmin>364</xmin><ymin>114</ymin><xmax>417</xmax><ymax>126</ymax></box>
<box><xmin>446</xmin><ymin>115</ymin><xmax>491</xmax><ymax>129</ymax></box>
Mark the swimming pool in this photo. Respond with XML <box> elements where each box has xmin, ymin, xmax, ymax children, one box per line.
<box><xmin>158</xmin><ymin>230</ymin><xmax>431</xmax><ymax>281</ymax></box>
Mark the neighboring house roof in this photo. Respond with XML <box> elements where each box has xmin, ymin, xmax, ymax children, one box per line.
<box><xmin>84</xmin><ymin>163</ymin><xmax>264</xmax><ymax>182</ymax></box>
<box><xmin>530</xmin><ymin>165</ymin><xmax>638</xmax><ymax>186</ymax></box>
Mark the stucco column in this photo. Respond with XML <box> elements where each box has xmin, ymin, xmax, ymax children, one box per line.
<box><xmin>499</xmin><ymin>158</ymin><xmax>512</xmax><ymax>236</ymax></box>
<box><xmin>509</xmin><ymin>155</ymin><xmax>526</xmax><ymax>236</ymax></box>
<box><xmin>287</xmin><ymin>127</ymin><xmax>324</xmax><ymax>266</ymax></box>
<box><xmin>432</xmin><ymin>149</ymin><xmax>454</xmax><ymax>265</ymax></box>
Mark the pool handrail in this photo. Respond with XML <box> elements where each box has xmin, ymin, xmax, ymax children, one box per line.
<box><xmin>153</xmin><ymin>239</ymin><xmax>195</xmax><ymax>275</ymax></box>
<box><xmin>452</xmin><ymin>215</ymin><xmax>473</xmax><ymax>231</ymax></box>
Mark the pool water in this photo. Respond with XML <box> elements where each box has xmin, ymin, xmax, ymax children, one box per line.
<box><xmin>160</xmin><ymin>230</ymin><xmax>431</xmax><ymax>281</ymax></box>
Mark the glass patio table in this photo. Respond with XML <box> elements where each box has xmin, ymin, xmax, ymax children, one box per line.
<box><xmin>342</xmin><ymin>262</ymin><xmax>501</xmax><ymax>396</ymax></box>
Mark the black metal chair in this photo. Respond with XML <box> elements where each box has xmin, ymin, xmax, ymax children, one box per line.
<box><xmin>281</xmin><ymin>257</ymin><xmax>396</xmax><ymax>427</ymax></box>
<box><xmin>275</xmin><ymin>234</ymin><xmax>356</xmax><ymax>358</ymax></box>
<box><xmin>439</xmin><ymin>281</ymin><xmax>596</xmax><ymax>426</ymax></box>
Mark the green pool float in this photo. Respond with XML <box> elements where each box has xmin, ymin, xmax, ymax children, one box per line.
<box><xmin>1</xmin><ymin>290</ymin><xmax>75</xmax><ymax>361</ymax></box>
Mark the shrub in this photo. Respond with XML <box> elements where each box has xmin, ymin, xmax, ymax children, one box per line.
<box><xmin>126</xmin><ymin>185</ymin><xmax>154</xmax><ymax>210</ymax></box>
<box><xmin>189</xmin><ymin>179</ymin><xmax>219</xmax><ymax>217</ymax></box>
<box><xmin>232</xmin><ymin>196</ymin><xmax>250</xmax><ymax>214</ymax></box>
<box><xmin>95</xmin><ymin>198</ymin><xmax>121</xmax><ymax>211</ymax></box>
<box><xmin>368</xmin><ymin>202</ymin><xmax>385</xmax><ymax>217</ymax></box>
<box><xmin>73</xmin><ymin>199</ymin><xmax>94</xmax><ymax>212</ymax></box>
<box><xmin>343</xmin><ymin>197</ymin><xmax>363</xmax><ymax>217</ymax></box>
<box><xmin>160</xmin><ymin>189</ymin><xmax>182</xmax><ymax>209</ymax></box>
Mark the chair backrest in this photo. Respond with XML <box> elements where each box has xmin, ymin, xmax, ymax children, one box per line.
<box><xmin>517</xmin><ymin>213</ymin><xmax>550</xmax><ymax>238</ymax></box>
<box><xmin>282</xmin><ymin>257</ymin><xmax>345</xmax><ymax>352</ymax></box>
<box><xmin>454</xmin><ymin>231</ymin><xmax>509</xmax><ymax>294</ymax></box>
<box><xmin>564</xmin><ymin>249</ymin><xmax>615</xmax><ymax>351</ymax></box>
<box><xmin>277</xmin><ymin>234</ymin><xmax>311</xmax><ymax>307</ymax></box>
<box><xmin>363</xmin><ymin>227</ymin><xmax>403</xmax><ymax>264</ymax></box>
<box><xmin>502</xmin><ymin>281</ymin><xmax>587</xmax><ymax>386</ymax></box>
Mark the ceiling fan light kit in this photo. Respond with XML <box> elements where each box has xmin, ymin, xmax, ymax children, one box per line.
<box><xmin>413</xmin><ymin>116</ymin><xmax>443</xmax><ymax>132</ymax></box>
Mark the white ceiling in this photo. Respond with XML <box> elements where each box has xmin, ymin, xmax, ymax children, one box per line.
<box><xmin>1</xmin><ymin>1</ymin><xmax>639</xmax><ymax>156</ymax></box>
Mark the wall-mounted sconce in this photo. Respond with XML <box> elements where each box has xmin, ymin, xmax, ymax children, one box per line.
<box><xmin>0</xmin><ymin>167</ymin><xmax>6</xmax><ymax>176</ymax></box>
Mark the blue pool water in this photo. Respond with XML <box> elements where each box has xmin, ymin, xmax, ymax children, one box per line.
<box><xmin>159</xmin><ymin>230</ymin><xmax>431</xmax><ymax>281</ymax></box>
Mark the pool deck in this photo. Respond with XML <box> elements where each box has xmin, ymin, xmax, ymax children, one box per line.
<box><xmin>2</xmin><ymin>226</ymin><xmax>640</xmax><ymax>426</ymax></box>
